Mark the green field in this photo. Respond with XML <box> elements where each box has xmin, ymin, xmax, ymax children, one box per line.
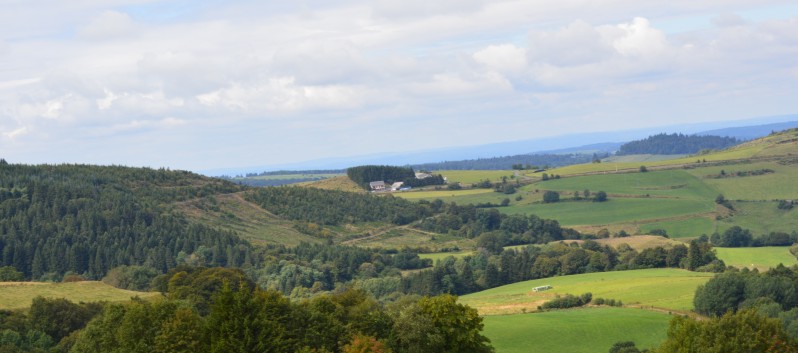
<box><xmin>537</xmin><ymin>169</ymin><xmax>718</xmax><ymax>199</ymax></box>
<box><xmin>639</xmin><ymin>217</ymin><xmax>715</xmax><ymax>238</ymax></box>
<box><xmin>686</xmin><ymin>162</ymin><xmax>798</xmax><ymax>200</ymax></box>
<box><xmin>716</xmin><ymin>201</ymin><xmax>798</xmax><ymax>236</ymax></box>
<box><xmin>0</xmin><ymin>281</ymin><xmax>161</xmax><ymax>310</ymax></box>
<box><xmin>437</xmin><ymin>170</ymin><xmax>516</xmax><ymax>184</ymax></box>
<box><xmin>460</xmin><ymin>268</ymin><xmax>713</xmax><ymax>315</ymax></box>
<box><xmin>715</xmin><ymin>247</ymin><xmax>797</xmax><ymax>270</ymax></box>
<box><xmin>392</xmin><ymin>189</ymin><xmax>498</xmax><ymax>202</ymax></box>
<box><xmin>483</xmin><ymin>307</ymin><xmax>670</xmax><ymax>353</ymax></box>
<box><xmin>503</xmin><ymin>198</ymin><xmax>714</xmax><ymax>226</ymax></box>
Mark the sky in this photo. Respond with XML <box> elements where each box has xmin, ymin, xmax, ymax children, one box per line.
<box><xmin>1</xmin><ymin>0</ymin><xmax>797</xmax><ymax>172</ymax></box>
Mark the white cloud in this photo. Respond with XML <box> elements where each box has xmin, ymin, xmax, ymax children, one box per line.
<box><xmin>473</xmin><ymin>44</ymin><xmax>527</xmax><ymax>74</ymax></box>
<box><xmin>1</xmin><ymin>1</ymin><xmax>797</xmax><ymax>170</ymax></box>
<box><xmin>78</xmin><ymin>10</ymin><xmax>137</xmax><ymax>40</ymax></box>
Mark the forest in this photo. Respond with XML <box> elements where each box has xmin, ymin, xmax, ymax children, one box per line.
<box><xmin>616</xmin><ymin>133</ymin><xmax>740</xmax><ymax>155</ymax></box>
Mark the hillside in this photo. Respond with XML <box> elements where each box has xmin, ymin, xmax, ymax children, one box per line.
<box><xmin>617</xmin><ymin>133</ymin><xmax>740</xmax><ymax>155</ymax></box>
<box><xmin>390</xmin><ymin>129</ymin><xmax>798</xmax><ymax>240</ymax></box>
<box><xmin>0</xmin><ymin>163</ymin><xmax>257</xmax><ymax>280</ymax></box>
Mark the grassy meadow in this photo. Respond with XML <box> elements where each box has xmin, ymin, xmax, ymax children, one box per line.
<box><xmin>639</xmin><ymin>217</ymin><xmax>716</xmax><ymax>238</ymax></box>
<box><xmin>482</xmin><ymin>307</ymin><xmax>671</xmax><ymax>353</ymax></box>
<box><xmin>714</xmin><ymin>247</ymin><xmax>797</xmax><ymax>270</ymax></box>
<box><xmin>437</xmin><ymin>170</ymin><xmax>516</xmax><ymax>184</ymax></box>
<box><xmin>0</xmin><ymin>281</ymin><xmax>161</xmax><ymax>310</ymax></box>
<box><xmin>716</xmin><ymin>201</ymin><xmax>798</xmax><ymax>236</ymax></box>
<box><xmin>460</xmin><ymin>268</ymin><xmax>713</xmax><ymax>315</ymax></box>
<box><xmin>503</xmin><ymin>198</ymin><xmax>714</xmax><ymax>226</ymax></box>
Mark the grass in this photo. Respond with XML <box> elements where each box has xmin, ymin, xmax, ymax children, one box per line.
<box><xmin>419</xmin><ymin>250</ymin><xmax>475</xmax><ymax>262</ymax></box>
<box><xmin>176</xmin><ymin>193</ymin><xmax>323</xmax><ymax>246</ymax></box>
<box><xmin>482</xmin><ymin>307</ymin><xmax>670</xmax><ymax>353</ymax></box>
<box><xmin>714</xmin><ymin>247</ymin><xmax>797</xmax><ymax>271</ymax></box>
<box><xmin>0</xmin><ymin>281</ymin><xmax>161</xmax><ymax>310</ymax></box>
<box><xmin>437</xmin><ymin>170</ymin><xmax>516</xmax><ymax>185</ymax></box>
<box><xmin>717</xmin><ymin>201</ymin><xmax>798</xmax><ymax>236</ymax></box>
<box><xmin>346</xmin><ymin>228</ymin><xmax>475</xmax><ymax>251</ymax></box>
<box><xmin>536</xmin><ymin>169</ymin><xmax>718</xmax><ymax>200</ymax></box>
<box><xmin>639</xmin><ymin>217</ymin><xmax>716</xmax><ymax>239</ymax></box>
<box><xmin>395</xmin><ymin>188</ymin><xmax>495</xmax><ymax>200</ymax></box>
<box><xmin>561</xmin><ymin>236</ymin><xmax>685</xmax><ymax>251</ymax></box>
<box><xmin>685</xmin><ymin>162</ymin><xmax>798</xmax><ymax>200</ymax></box>
<box><xmin>299</xmin><ymin>176</ymin><xmax>364</xmax><ymax>193</ymax></box>
<box><xmin>503</xmin><ymin>198</ymin><xmax>714</xmax><ymax>226</ymax></box>
<box><xmin>460</xmin><ymin>268</ymin><xmax>713</xmax><ymax>315</ymax></box>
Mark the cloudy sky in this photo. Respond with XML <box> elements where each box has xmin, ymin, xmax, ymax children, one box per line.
<box><xmin>1</xmin><ymin>0</ymin><xmax>797</xmax><ymax>172</ymax></box>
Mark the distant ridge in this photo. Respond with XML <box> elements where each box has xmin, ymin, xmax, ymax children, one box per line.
<box><xmin>696</xmin><ymin>121</ymin><xmax>798</xmax><ymax>140</ymax></box>
<box><xmin>201</xmin><ymin>114</ymin><xmax>798</xmax><ymax>176</ymax></box>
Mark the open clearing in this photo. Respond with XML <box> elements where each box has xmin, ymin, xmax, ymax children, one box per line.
<box><xmin>460</xmin><ymin>268</ymin><xmax>713</xmax><ymax>315</ymax></box>
<box><xmin>346</xmin><ymin>228</ymin><xmax>475</xmax><ymax>251</ymax></box>
<box><xmin>483</xmin><ymin>307</ymin><xmax>670</xmax><ymax>353</ymax></box>
<box><xmin>0</xmin><ymin>281</ymin><xmax>161</xmax><ymax>310</ymax></box>
<box><xmin>715</xmin><ymin>247</ymin><xmax>797</xmax><ymax>270</ymax></box>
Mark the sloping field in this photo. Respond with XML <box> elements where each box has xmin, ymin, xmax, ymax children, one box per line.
<box><xmin>533</xmin><ymin>129</ymin><xmax>798</xmax><ymax>178</ymax></box>
<box><xmin>345</xmin><ymin>227</ymin><xmax>474</xmax><ymax>251</ymax></box>
<box><xmin>176</xmin><ymin>193</ymin><xmax>322</xmax><ymax>246</ymax></box>
<box><xmin>460</xmin><ymin>268</ymin><xmax>713</xmax><ymax>315</ymax></box>
<box><xmin>536</xmin><ymin>169</ymin><xmax>718</xmax><ymax>199</ymax></box>
<box><xmin>639</xmin><ymin>217</ymin><xmax>715</xmax><ymax>239</ymax></box>
<box><xmin>483</xmin><ymin>307</ymin><xmax>670</xmax><ymax>353</ymax></box>
<box><xmin>716</xmin><ymin>201</ymin><xmax>798</xmax><ymax>236</ymax></box>
<box><xmin>394</xmin><ymin>188</ymin><xmax>495</xmax><ymax>200</ymax></box>
<box><xmin>686</xmin><ymin>162</ymin><xmax>798</xmax><ymax>200</ymax></box>
<box><xmin>715</xmin><ymin>247</ymin><xmax>797</xmax><ymax>271</ymax></box>
<box><xmin>299</xmin><ymin>175</ymin><xmax>364</xmax><ymax>193</ymax></box>
<box><xmin>437</xmin><ymin>170</ymin><xmax>516</xmax><ymax>184</ymax></box>
<box><xmin>0</xmin><ymin>281</ymin><xmax>161</xmax><ymax>310</ymax></box>
<box><xmin>503</xmin><ymin>198</ymin><xmax>714</xmax><ymax>226</ymax></box>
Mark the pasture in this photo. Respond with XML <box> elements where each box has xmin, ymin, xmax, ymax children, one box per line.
<box><xmin>482</xmin><ymin>307</ymin><xmax>670</xmax><ymax>353</ymax></box>
<box><xmin>436</xmin><ymin>170</ymin><xmax>516</xmax><ymax>184</ymax></box>
<box><xmin>686</xmin><ymin>162</ymin><xmax>798</xmax><ymax>200</ymax></box>
<box><xmin>503</xmin><ymin>198</ymin><xmax>714</xmax><ymax>226</ymax></box>
<box><xmin>0</xmin><ymin>281</ymin><xmax>161</xmax><ymax>310</ymax></box>
<box><xmin>714</xmin><ymin>247</ymin><xmax>797</xmax><ymax>270</ymax></box>
<box><xmin>535</xmin><ymin>169</ymin><xmax>718</xmax><ymax>200</ymax></box>
<box><xmin>395</xmin><ymin>188</ymin><xmax>496</xmax><ymax>201</ymax></box>
<box><xmin>460</xmin><ymin>268</ymin><xmax>713</xmax><ymax>315</ymax></box>
<box><xmin>639</xmin><ymin>217</ymin><xmax>715</xmax><ymax>239</ymax></box>
<box><xmin>717</xmin><ymin>201</ymin><xmax>798</xmax><ymax>236</ymax></box>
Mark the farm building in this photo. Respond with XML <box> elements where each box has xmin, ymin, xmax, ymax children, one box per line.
<box><xmin>415</xmin><ymin>172</ymin><xmax>433</xmax><ymax>179</ymax></box>
<box><xmin>369</xmin><ymin>181</ymin><xmax>386</xmax><ymax>191</ymax></box>
<box><xmin>391</xmin><ymin>182</ymin><xmax>404</xmax><ymax>191</ymax></box>
<box><xmin>533</xmin><ymin>285</ymin><xmax>552</xmax><ymax>292</ymax></box>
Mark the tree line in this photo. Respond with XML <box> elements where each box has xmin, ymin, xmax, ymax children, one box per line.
<box><xmin>0</xmin><ymin>267</ymin><xmax>495</xmax><ymax>353</ymax></box>
<box><xmin>617</xmin><ymin>133</ymin><xmax>741</xmax><ymax>155</ymax></box>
